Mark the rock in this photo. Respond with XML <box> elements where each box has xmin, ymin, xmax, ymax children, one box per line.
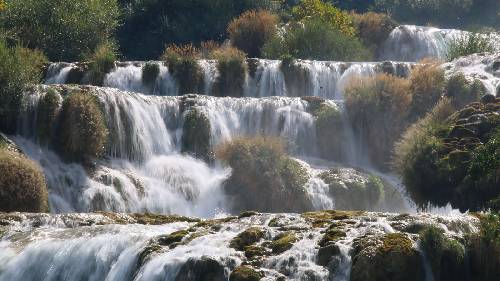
<box><xmin>181</xmin><ymin>108</ymin><xmax>212</xmax><ymax>161</ymax></box>
<box><xmin>481</xmin><ymin>94</ymin><xmax>496</xmax><ymax>104</ymax></box>
<box><xmin>449</xmin><ymin>126</ymin><xmax>476</xmax><ymax>139</ymax></box>
<box><xmin>350</xmin><ymin>233</ymin><xmax>425</xmax><ymax>281</ymax></box>
<box><xmin>230</xmin><ymin>227</ymin><xmax>265</xmax><ymax>250</ymax></box>
<box><xmin>317</xmin><ymin>243</ymin><xmax>341</xmax><ymax>266</ymax></box>
<box><xmin>157</xmin><ymin>229</ymin><xmax>189</xmax><ymax>247</ymax></box>
<box><xmin>269</xmin><ymin>231</ymin><xmax>297</xmax><ymax>254</ymax></box>
<box><xmin>318</xmin><ymin>225</ymin><xmax>346</xmax><ymax>247</ymax></box>
<box><xmin>229</xmin><ymin>266</ymin><xmax>263</xmax><ymax>281</ymax></box>
<box><xmin>175</xmin><ymin>256</ymin><xmax>226</xmax><ymax>281</ymax></box>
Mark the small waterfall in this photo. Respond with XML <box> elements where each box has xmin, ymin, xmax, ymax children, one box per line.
<box><xmin>244</xmin><ymin>59</ymin><xmax>287</xmax><ymax>97</ymax></box>
<box><xmin>45</xmin><ymin>63</ymin><xmax>74</xmax><ymax>84</ymax></box>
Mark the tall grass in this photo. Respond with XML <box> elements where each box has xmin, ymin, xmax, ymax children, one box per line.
<box><xmin>447</xmin><ymin>32</ymin><xmax>495</xmax><ymax>61</ymax></box>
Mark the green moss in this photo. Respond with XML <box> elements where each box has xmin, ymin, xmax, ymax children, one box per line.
<box><xmin>137</xmin><ymin>243</ymin><xmax>162</xmax><ymax>268</ymax></box>
<box><xmin>230</xmin><ymin>227</ymin><xmax>265</xmax><ymax>250</ymax></box>
<box><xmin>36</xmin><ymin>89</ymin><xmax>61</xmax><ymax>145</ymax></box>
<box><xmin>57</xmin><ymin>91</ymin><xmax>108</xmax><ymax>163</ymax></box>
<box><xmin>302</xmin><ymin>210</ymin><xmax>365</xmax><ymax>227</ymax></box>
<box><xmin>269</xmin><ymin>231</ymin><xmax>297</xmax><ymax>254</ymax></box>
<box><xmin>244</xmin><ymin>245</ymin><xmax>267</xmax><ymax>259</ymax></box>
<box><xmin>318</xmin><ymin>226</ymin><xmax>346</xmax><ymax>247</ymax></box>
<box><xmin>142</xmin><ymin>62</ymin><xmax>160</xmax><ymax>86</ymax></box>
<box><xmin>128</xmin><ymin>213</ymin><xmax>199</xmax><ymax>225</ymax></box>
<box><xmin>238</xmin><ymin>211</ymin><xmax>259</xmax><ymax>218</ymax></box>
<box><xmin>158</xmin><ymin>229</ymin><xmax>189</xmax><ymax>247</ymax></box>
<box><xmin>0</xmin><ymin>149</ymin><xmax>49</xmax><ymax>212</ymax></box>
<box><xmin>229</xmin><ymin>266</ymin><xmax>263</xmax><ymax>281</ymax></box>
<box><xmin>181</xmin><ymin>108</ymin><xmax>212</xmax><ymax>160</ymax></box>
<box><xmin>378</xmin><ymin>233</ymin><xmax>414</xmax><ymax>255</ymax></box>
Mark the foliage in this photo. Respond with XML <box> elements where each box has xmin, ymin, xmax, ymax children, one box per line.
<box><xmin>408</xmin><ymin>60</ymin><xmax>446</xmax><ymax>120</ymax></box>
<box><xmin>351</xmin><ymin>12</ymin><xmax>397</xmax><ymax>52</ymax></box>
<box><xmin>345</xmin><ymin>74</ymin><xmax>412</xmax><ymax>169</ymax></box>
<box><xmin>263</xmin><ymin>18</ymin><xmax>371</xmax><ymax>61</ymax></box>
<box><xmin>420</xmin><ymin>226</ymin><xmax>466</xmax><ymax>281</ymax></box>
<box><xmin>57</xmin><ymin>91</ymin><xmax>108</xmax><ymax>163</ymax></box>
<box><xmin>467</xmin><ymin>213</ymin><xmax>500</xmax><ymax>281</ymax></box>
<box><xmin>445</xmin><ymin>73</ymin><xmax>486</xmax><ymax>109</ymax></box>
<box><xmin>117</xmin><ymin>0</ymin><xmax>274</xmax><ymax>59</ymax></box>
<box><xmin>228</xmin><ymin>10</ymin><xmax>279</xmax><ymax>57</ymax></box>
<box><xmin>447</xmin><ymin>32</ymin><xmax>495</xmax><ymax>61</ymax></box>
<box><xmin>141</xmin><ymin>62</ymin><xmax>160</xmax><ymax>86</ymax></box>
<box><xmin>1</xmin><ymin>0</ymin><xmax>120</xmax><ymax>61</ymax></box>
<box><xmin>0</xmin><ymin>149</ymin><xmax>49</xmax><ymax>212</ymax></box>
<box><xmin>210</xmin><ymin>46</ymin><xmax>248</xmax><ymax>97</ymax></box>
<box><xmin>87</xmin><ymin>41</ymin><xmax>117</xmax><ymax>86</ymax></box>
<box><xmin>216</xmin><ymin>136</ymin><xmax>311</xmax><ymax>212</ymax></box>
<box><xmin>162</xmin><ymin>44</ymin><xmax>203</xmax><ymax>95</ymax></box>
<box><xmin>36</xmin><ymin>89</ymin><xmax>61</xmax><ymax>145</ymax></box>
<box><xmin>292</xmin><ymin>0</ymin><xmax>356</xmax><ymax>37</ymax></box>
<box><xmin>0</xmin><ymin>40</ymin><xmax>47</xmax><ymax>133</ymax></box>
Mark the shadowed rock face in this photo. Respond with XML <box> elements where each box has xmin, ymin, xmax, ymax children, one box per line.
<box><xmin>0</xmin><ymin>211</ymin><xmax>481</xmax><ymax>281</ymax></box>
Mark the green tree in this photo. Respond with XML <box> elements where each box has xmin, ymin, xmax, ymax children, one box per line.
<box><xmin>1</xmin><ymin>0</ymin><xmax>120</xmax><ymax>61</ymax></box>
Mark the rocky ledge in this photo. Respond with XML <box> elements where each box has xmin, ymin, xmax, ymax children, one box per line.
<box><xmin>2</xmin><ymin>211</ymin><xmax>496</xmax><ymax>281</ymax></box>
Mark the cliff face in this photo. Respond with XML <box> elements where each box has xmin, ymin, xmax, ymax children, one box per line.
<box><xmin>0</xmin><ymin>211</ymin><xmax>482</xmax><ymax>281</ymax></box>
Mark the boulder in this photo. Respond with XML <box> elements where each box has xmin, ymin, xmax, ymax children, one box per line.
<box><xmin>229</xmin><ymin>266</ymin><xmax>262</xmax><ymax>281</ymax></box>
<box><xmin>175</xmin><ymin>256</ymin><xmax>226</xmax><ymax>281</ymax></box>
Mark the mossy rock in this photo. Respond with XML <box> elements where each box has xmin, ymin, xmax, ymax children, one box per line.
<box><xmin>238</xmin><ymin>211</ymin><xmax>259</xmax><ymax>219</ymax></box>
<box><xmin>302</xmin><ymin>210</ymin><xmax>365</xmax><ymax>228</ymax></box>
<box><xmin>0</xmin><ymin>149</ymin><xmax>49</xmax><ymax>212</ymax></box>
<box><xmin>126</xmin><ymin>213</ymin><xmax>199</xmax><ymax>225</ymax></box>
<box><xmin>269</xmin><ymin>231</ymin><xmax>297</xmax><ymax>254</ymax></box>
<box><xmin>229</xmin><ymin>266</ymin><xmax>263</xmax><ymax>281</ymax></box>
<box><xmin>351</xmin><ymin>233</ymin><xmax>425</xmax><ymax>281</ymax></box>
<box><xmin>137</xmin><ymin>243</ymin><xmax>163</xmax><ymax>268</ymax></box>
<box><xmin>230</xmin><ymin>227</ymin><xmax>265</xmax><ymax>250</ymax></box>
<box><xmin>281</xmin><ymin>60</ymin><xmax>310</xmax><ymax>97</ymax></box>
<box><xmin>244</xmin><ymin>245</ymin><xmax>267</xmax><ymax>259</ymax></box>
<box><xmin>157</xmin><ymin>229</ymin><xmax>189</xmax><ymax>247</ymax></box>
<box><xmin>317</xmin><ymin>243</ymin><xmax>341</xmax><ymax>266</ymax></box>
<box><xmin>314</xmin><ymin>103</ymin><xmax>349</xmax><ymax>162</ymax></box>
<box><xmin>175</xmin><ymin>256</ymin><xmax>226</xmax><ymax>281</ymax></box>
<box><xmin>142</xmin><ymin>61</ymin><xmax>160</xmax><ymax>86</ymax></box>
<box><xmin>57</xmin><ymin>91</ymin><xmax>108</xmax><ymax>163</ymax></box>
<box><xmin>318</xmin><ymin>225</ymin><xmax>346</xmax><ymax>247</ymax></box>
<box><xmin>181</xmin><ymin>108</ymin><xmax>212</xmax><ymax>161</ymax></box>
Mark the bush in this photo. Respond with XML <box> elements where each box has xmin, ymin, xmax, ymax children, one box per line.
<box><xmin>0</xmin><ymin>40</ymin><xmax>47</xmax><ymax>133</ymax></box>
<box><xmin>228</xmin><ymin>10</ymin><xmax>278</xmax><ymax>57</ymax></box>
<box><xmin>1</xmin><ymin>0</ymin><xmax>119</xmax><ymax>61</ymax></box>
<box><xmin>210</xmin><ymin>46</ymin><xmax>248</xmax><ymax>97</ymax></box>
<box><xmin>181</xmin><ymin>108</ymin><xmax>212</xmax><ymax>160</ymax></box>
<box><xmin>162</xmin><ymin>44</ymin><xmax>203</xmax><ymax>95</ymax></box>
<box><xmin>263</xmin><ymin>18</ymin><xmax>371</xmax><ymax>61</ymax></box>
<box><xmin>216</xmin><ymin>136</ymin><xmax>312</xmax><ymax>212</ymax></box>
<box><xmin>445</xmin><ymin>73</ymin><xmax>486</xmax><ymax>109</ymax></box>
<box><xmin>345</xmin><ymin>74</ymin><xmax>412</xmax><ymax>169</ymax></box>
<box><xmin>57</xmin><ymin>91</ymin><xmax>108</xmax><ymax>163</ymax></box>
<box><xmin>142</xmin><ymin>61</ymin><xmax>160</xmax><ymax>86</ymax></box>
<box><xmin>36</xmin><ymin>89</ymin><xmax>61</xmax><ymax>145</ymax></box>
<box><xmin>467</xmin><ymin>213</ymin><xmax>500</xmax><ymax>281</ymax></box>
<box><xmin>0</xmin><ymin>149</ymin><xmax>49</xmax><ymax>212</ymax></box>
<box><xmin>420</xmin><ymin>226</ymin><xmax>466</xmax><ymax>281</ymax></box>
<box><xmin>292</xmin><ymin>0</ymin><xmax>356</xmax><ymax>37</ymax></box>
<box><xmin>351</xmin><ymin>12</ymin><xmax>397</xmax><ymax>53</ymax></box>
<box><xmin>447</xmin><ymin>32</ymin><xmax>495</xmax><ymax>61</ymax></box>
<box><xmin>87</xmin><ymin>41</ymin><xmax>117</xmax><ymax>86</ymax></box>
<box><xmin>393</xmin><ymin>99</ymin><xmax>455</xmax><ymax>206</ymax></box>
<box><xmin>408</xmin><ymin>60</ymin><xmax>446</xmax><ymax>120</ymax></box>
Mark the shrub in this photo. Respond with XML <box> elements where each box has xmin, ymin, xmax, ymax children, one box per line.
<box><xmin>162</xmin><ymin>44</ymin><xmax>203</xmax><ymax>95</ymax></box>
<box><xmin>263</xmin><ymin>18</ymin><xmax>371</xmax><ymax>61</ymax></box>
<box><xmin>345</xmin><ymin>74</ymin><xmax>412</xmax><ymax>169</ymax></box>
<box><xmin>393</xmin><ymin>99</ymin><xmax>455</xmax><ymax>206</ymax></box>
<box><xmin>408</xmin><ymin>60</ymin><xmax>446</xmax><ymax>120</ymax></box>
<box><xmin>0</xmin><ymin>40</ymin><xmax>47</xmax><ymax>133</ymax></box>
<box><xmin>210</xmin><ymin>46</ymin><xmax>248</xmax><ymax>97</ymax></box>
<box><xmin>0</xmin><ymin>149</ymin><xmax>49</xmax><ymax>212</ymax></box>
<box><xmin>216</xmin><ymin>136</ymin><xmax>312</xmax><ymax>212</ymax></box>
<box><xmin>36</xmin><ymin>89</ymin><xmax>61</xmax><ymax>145</ymax></box>
<box><xmin>420</xmin><ymin>226</ymin><xmax>466</xmax><ymax>281</ymax></box>
<box><xmin>57</xmin><ymin>91</ymin><xmax>108</xmax><ymax>163</ymax></box>
<box><xmin>291</xmin><ymin>0</ymin><xmax>356</xmax><ymax>37</ymax></box>
<box><xmin>227</xmin><ymin>10</ymin><xmax>279</xmax><ymax>57</ymax></box>
<box><xmin>1</xmin><ymin>0</ymin><xmax>120</xmax><ymax>61</ymax></box>
<box><xmin>181</xmin><ymin>108</ymin><xmax>212</xmax><ymax>161</ymax></box>
<box><xmin>142</xmin><ymin>62</ymin><xmax>160</xmax><ymax>86</ymax></box>
<box><xmin>467</xmin><ymin>213</ymin><xmax>500</xmax><ymax>281</ymax></box>
<box><xmin>447</xmin><ymin>32</ymin><xmax>495</xmax><ymax>61</ymax></box>
<box><xmin>445</xmin><ymin>73</ymin><xmax>486</xmax><ymax>109</ymax></box>
<box><xmin>351</xmin><ymin>12</ymin><xmax>397</xmax><ymax>52</ymax></box>
<box><xmin>314</xmin><ymin>103</ymin><xmax>347</xmax><ymax>161</ymax></box>
<box><xmin>87</xmin><ymin>41</ymin><xmax>117</xmax><ymax>86</ymax></box>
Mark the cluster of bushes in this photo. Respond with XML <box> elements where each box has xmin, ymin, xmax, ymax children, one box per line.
<box><xmin>447</xmin><ymin>32</ymin><xmax>496</xmax><ymax>62</ymax></box>
<box><xmin>216</xmin><ymin>136</ymin><xmax>312</xmax><ymax>213</ymax></box>
<box><xmin>394</xmin><ymin>96</ymin><xmax>499</xmax><ymax>211</ymax></box>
